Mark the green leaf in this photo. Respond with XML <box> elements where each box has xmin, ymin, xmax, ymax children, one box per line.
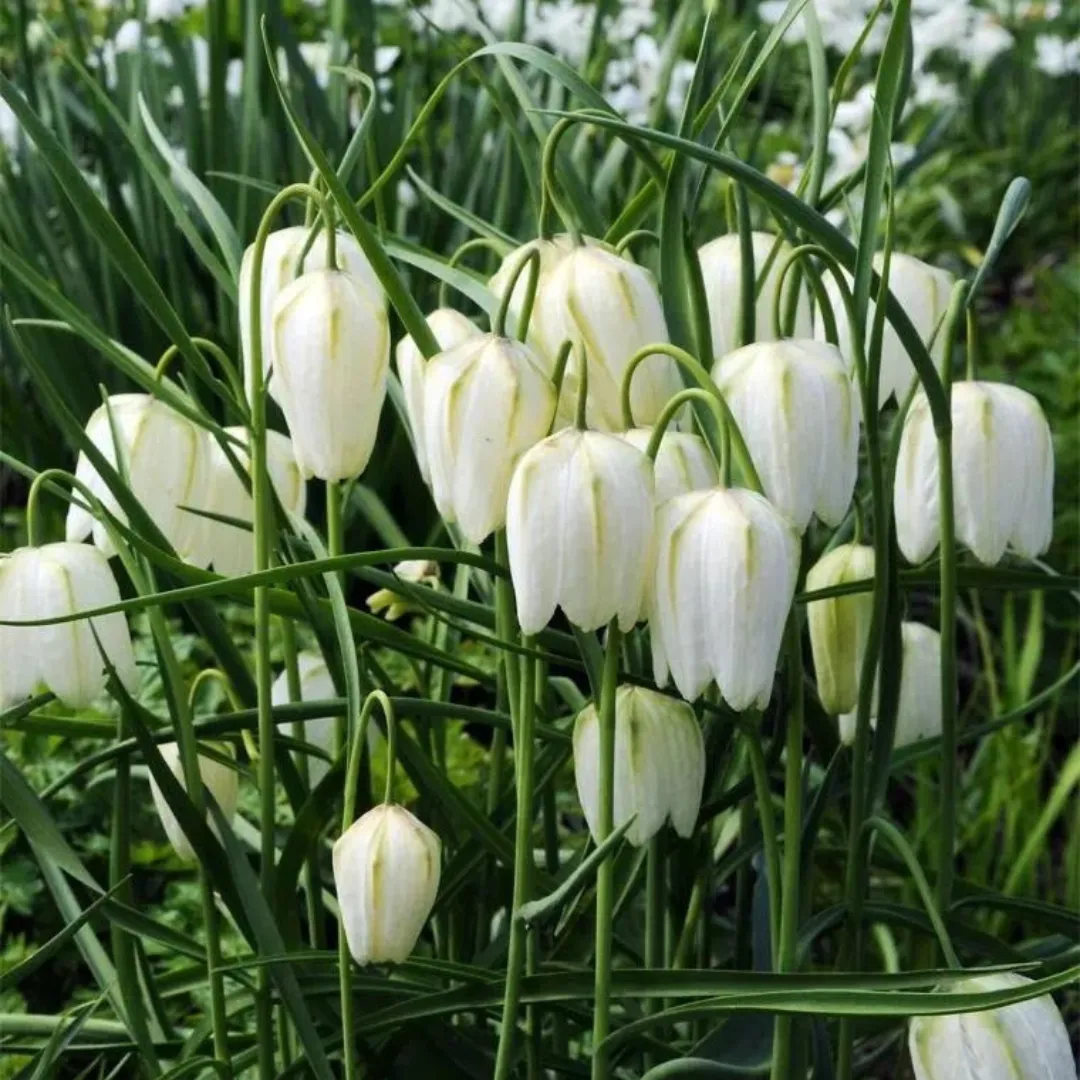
<box><xmin>967</xmin><ymin>177</ymin><xmax>1031</xmax><ymax>306</ymax></box>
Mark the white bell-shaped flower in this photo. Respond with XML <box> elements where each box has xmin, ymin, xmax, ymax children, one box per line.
<box><xmin>573</xmin><ymin>686</ymin><xmax>705</xmax><ymax>847</ymax></box>
<box><xmin>908</xmin><ymin>972</ymin><xmax>1076</xmax><ymax>1080</ymax></box>
<box><xmin>620</xmin><ymin>428</ymin><xmax>719</xmax><ymax>504</ymax></box>
<box><xmin>530</xmin><ymin>246</ymin><xmax>681</xmax><ymax>431</ymax></box>
<box><xmin>806</xmin><ymin>544</ymin><xmax>876</xmax><ymax>715</ymax></box>
<box><xmin>0</xmin><ymin>542</ymin><xmax>137</xmax><ymax>710</ymax></box>
<box><xmin>712</xmin><ymin>340</ymin><xmax>859</xmax><ymax>531</ymax></box>
<box><xmin>203</xmin><ymin>428</ymin><xmax>306</xmax><ymax>578</ymax></box>
<box><xmin>271</xmin><ymin>269</ymin><xmax>390</xmax><ymax>481</ymax></box>
<box><xmin>895</xmin><ymin>382</ymin><xmax>1053</xmax><ymax>566</ymax></box>
<box><xmin>819</xmin><ymin>252</ymin><xmax>954</xmax><ymax>409</ymax></box>
<box><xmin>396</xmin><ymin>308</ymin><xmax>482</xmax><ymax>482</ymax></box>
<box><xmin>240</xmin><ymin>226</ymin><xmax>382</xmax><ymax>405</ymax></box>
<box><xmin>651</xmin><ymin>487</ymin><xmax>799</xmax><ymax>708</ymax></box>
<box><xmin>839</xmin><ymin>621</ymin><xmax>943</xmax><ymax>748</ymax></box>
<box><xmin>270</xmin><ymin>651</ymin><xmax>337</xmax><ymax>787</ymax></box>
<box><xmin>697</xmin><ymin>231</ymin><xmax>812</xmax><ymax>358</ymax></box>
<box><xmin>148</xmin><ymin>741</ymin><xmax>239</xmax><ymax>861</ymax></box>
<box><xmin>423</xmin><ymin>334</ymin><xmax>556</xmax><ymax>544</ymax></box>
<box><xmin>333</xmin><ymin>803</ymin><xmax>442</xmax><ymax>965</ymax></box>
<box><xmin>506</xmin><ymin>428</ymin><xmax>655</xmax><ymax>634</ymax></box>
<box><xmin>488</xmin><ymin>234</ymin><xmax>608</xmax><ymax>350</ymax></box>
<box><xmin>66</xmin><ymin>394</ymin><xmax>212</xmax><ymax>564</ymax></box>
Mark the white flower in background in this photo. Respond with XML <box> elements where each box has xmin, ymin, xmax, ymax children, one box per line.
<box><xmin>423</xmin><ymin>334</ymin><xmax>556</xmax><ymax>544</ymax></box>
<box><xmin>834</xmin><ymin>84</ymin><xmax>877</xmax><ymax>133</ymax></box>
<box><xmin>713</xmin><ymin>340</ymin><xmax>859</xmax><ymax>531</ymax></box>
<box><xmin>573</xmin><ymin>686</ymin><xmax>705</xmax><ymax>847</ymax></box>
<box><xmin>697</xmin><ymin>232</ymin><xmax>813</xmax><ymax>359</ymax></box>
<box><xmin>1035</xmin><ymin>35</ymin><xmax>1080</xmax><ymax>77</ymax></box>
<box><xmin>202</xmin><ymin>428</ymin><xmax>306</xmax><ymax>579</ymax></box>
<box><xmin>651</xmin><ymin>487</ymin><xmax>798</xmax><ymax>708</ymax></box>
<box><xmin>239</xmin><ymin>226</ymin><xmax>382</xmax><ymax>407</ymax></box>
<box><xmin>396</xmin><ymin>308</ymin><xmax>482</xmax><ymax>482</ymax></box>
<box><xmin>149</xmin><ymin>742</ymin><xmax>238</xmax><ymax>861</ymax></box>
<box><xmin>333</xmin><ymin>804</ymin><xmax>441</xmax><ymax>965</ymax></box>
<box><xmin>395</xmin><ymin>179</ymin><xmax>418</xmax><ymax>210</ymax></box>
<box><xmin>608</xmin><ymin>1</ymin><xmax>655</xmax><ymax>44</ymax></box>
<box><xmin>296</xmin><ymin>42</ymin><xmax>332</xmax><ymax>88</ymax></box>
<box><xmin>226</xmin><ymin>58</ymin><xmax>244</xmax><ymax>97</ymax></box>
<box><xmin>66</xmin><ymin>394</ymin><xmax>211</xmax><ymax>565</ymax></box>
<box><xmin>0</xmin><ymin>98</ymin><xmax>19</xmax><ymax>156</ymax></box>
<box><xmin>908</xmin><ymin>972</ymin><xmax>1076</xmax><ymax>1080</ymax></box>
<box><xmin>270</xmin><ymin>651</ymin><xmax>350</xmax><ymax>786</ymax></box>
<box><xmin>114</xmin><ymin>20</ymin><xmax>143</xmax><ymax>53</ymax></box>
<box><xmin>620</xmin><ymin>429</ymin><xmax>718</xmax><ymax>504</ymax></box>
<box><xmin>272</xmin><ymin>269</ymin><xmax>390</xmax><ymax>481</ymax></box>
<box><xmin>375</xmin><ymin>46</ymin><xmax>401</xmax><ymax>73</ymax></box>
<box><xmin>895</xmin><ymin>382</ymin><xmax>1054</xmax><ymax>566</ymax></box>
<box><xmin>507</xmin><ymin>429</ymin><xmax>654</xmax><ymax>634</ymax></box>
<box><xmin>0</xmin><ymin>543</ymin><xmax>137</xmax><ymax>709</ymax></box>
<box><xmin>146</xmin><ymin>0</ymin><xmax>189</xmax><ymax>20</ymax></box>
<box><xmin>839</xmin><ymin>621</ymin><xmax>944</xmax><ymax>748</ymax></box>
<box><xmin>909</xmin><ymin>71</ymin><xmax>959</xmax><ymax>111</ymax></box>
<box><xmin>529</xmin><ymin>0</ymin><xmax>592</xmax><ymax>65</ymax></box>
<box><xmin>819</xmin><ymin>252</ymin><xmax>954</xmax><ymax>409</ymax></box>
<box><xmin>958</xmin><ymin>13</ymin><xmax>1013</xmax><ymax>70</ymax></box>
<box><xmin>806</xmin><ymin>544</ymin><xmax>876</xmax><ymax>716</ymax></box>
<box><xmin>367</xmin><ymin>560</ymin><xmax>440</xmax><ymax>621</ymax></box>
<box><xmin>531</xmin><ymin>245</ymin><xmax>680</xmax><ymax>430</ymax></box>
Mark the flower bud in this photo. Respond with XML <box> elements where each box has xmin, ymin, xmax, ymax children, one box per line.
<box><xmin>0</xmin><ymin>542</ymin><xmax>137</xmax><ymax>709</ymax></box>
<box><xmin>240</xmin><ymin>226</ymin><xmax>382</xmax><ymax>405</ymax></box>
<box><xmin>270</xmin><ymin>651</ymin><xmax>336</xmax><ymax>787</ymax></box>
<box><xmin>333</xmin><ymin>803</ymin><xmax>441</xmax><ymax>965</ymax></box>
<box><xmin>908</xmin><ymin>972</ymin><xmax>1076</xmax><ymax>1080</ymax></box>
<box><xmin>423</xmin><ymin>334</ymin><xmax>556</xmax><ymax>543</ymax></box>
<box><xmin>396</xmin><ymin>308</ymin><xmax>482</xmax><ymax>482</ymax></box>
<box><xmin>506</xmin><ymin>429</ymin><xmax>655</xmax><ymax>634</ymax></box>
<box><xmin>203</xmin><ymin>427</ymin><xmax>306</xmax><ymax>578</ymax></box>
<box><xmin>367</xmin><ymin>560</ymin><xmax>440</xmax><ymax>621</ymax></box>
<box><xmin>839</xmin><ymin>621</ymin><xmax>943</xmax><ymax>748</ymax></box>
<box><xmin>530</xmin><ymin>246</ymin><xmax>681</xmax><ymax>430</ymax></box>
<box><xmin>895</xmin><ymin>381</ymin><xmax>1053</xmax><ymax>566</ymax></box>
<box><xmin>819</xmin><ymin>252</ymin><xmax>953</xmax><ymax>409</ymax></box>
<box><xmin>620</xmin><ymin>428</ymin><xmax>718</xmax><ymax>504</ymax></box>
<box><xmin>271</xmin><ymin>269</ymin><xmax>390</xmax><ymax>481</ymax></box>
<box><xmin>148</xmin><ymin>741</ymin><xmax>238</xmax><ymax>861</ymax></box>
<box><xmin>66</xmin><ymin>393</ymin><xmax>211</xmax><ymax>565</ymax></box>
<box><xmin>712</xmin><ymin>340</ymin><xmax>859</xmax><ymax>531</ymax></box>
<box><xmin>697</xmin><ymin>231</ymin><xmax>812</xmax><ymax>358</ymax></box>
<box><xmin>651</xmin><ymin>487</ymin><xmax>798</xmax><ymax>708</ymax></box>
<box><xmin>573</xmin><ymin>686</ymin><xmax>705</xmax><ymax>847</ymax></box>
<box><xmin>806</xmin><ymin>544</ymin><xmax>876</xmax><ymax>715</ymax></box>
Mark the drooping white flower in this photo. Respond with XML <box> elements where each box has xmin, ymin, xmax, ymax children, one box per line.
<box><xmin>0</xmin><ymin>543</ymin><xmax>137</xmax><ymax>710</ymax></box>
<box><xmin>395</xmin><ymin>308</ymin><xmax>482</xmax><ymax>482</ymax></box>
<box><xmin>333</xmin><ymin>804</ymin><xmax>441</xmax><ymax>965</ymax></box>
<box><xmin>148</xmin><ymin>741</ymin><xmax>238</xmax><ymax>861</ymax></box>
<box><xmin>270</xmin><ymin>651</ymin><xmax>339</xmax><ymax>787</ymax></box>
<box><xmin>573</xmin><ymin>686</ymin><xmax>705</xmax><ymax>847</ymax></box>
<box><xmin>271</xmin><ymin>269</ymin><xmax>390</xmax><ymax>481</ymax></box>
<box><xmin>66</xmin><ymin>394</ymin><xmax>212</xmax><ymax>565</ymax></box>
<box><xmin>839</xmin><ymin>622</ymin><xmax>943</xmax><ymax>748</ymax></box>
<box><xmin>506</xmin><ymin>429</ymin><xmax>655</xmax><ymax>634</ymax></box>
<box><xmin>1034</xmin><ymin>35</ymin><xmax>1080</xmax><ymax>78</ymax></box>
<box><xmin>894</xmin><ymin>382</ymin><xmax>1054</xmax><ymax>566</ymax></box>
<box><xmin>712</xmin><ymin>339</ymin><xmax>859</xmax><ymax>531</ymax></box>
<box><xmin>651</xmin><ymin>487</ymin><xmax>799</xmax><ymax>708</ymax></box>
<box><xmin>819</xmin><ymin>252</ymin><xmax>954</xmax><ymax>409</ymax></box>
<box><xmin>422</xmin><ymin>335</ymin><xmax>555</xmax><ymax>544</ymax></box>
<box><xmin>621</xmin><ymin>428</ymin><xmax>718</xmax><ymax>504</ymax></box>
<box><xmin>697</xmin><ymin>232</ymin><xmax>813</xmax><ymax>359</ymax></box>
<box><xmin>806</xmin><ymin>544</ymin><xmax>876</xmax><ymax>716</ymax></box>
<box><xmin>202</xmin><ymin>428</ymin><xmax>306</xmax><ymax>578</ymax></box>
<box><xmin>908</xmin><ymin>972</ymin><xmax>1077</xmax><ymax>1080</ymax></box>
<box><xmin>239</xmin><ymin>226</ymin><xmax>382</xmax><ymax>406</ymax></box>
<box><xmin>530</xmin><ymin>246</ymin><xmax>681</xmax><ymax>431</ymax></box>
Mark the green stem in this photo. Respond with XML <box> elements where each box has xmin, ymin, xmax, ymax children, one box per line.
<box><xmin>493</xmin><ymin>247</ymin><xmax>541</xmax><ymax>339</ymax></box>
<box><xmin>493</xmin><ymin>648</ymin><xmax>538</xmax><ymax>1080</ymax></box>
<box><xmin>246</xmin><ymin>181</ymin><xmax>325</xmax><ymax>1080</ymax></box>
<box><xmin>539</xmin><ymin>117</ymin><xmax>582</xmax><ymax>243</ymax></box>
<box><xmin>644</xmin><ymin>837</ymin><xmax>664</xmax><ymax>1053</ymax></box>
<box><xmin>742</xmin><ymin>718</ymin><xmax>782</xmax><ymax>961</ymax></box>
<box><xmin>591</xmin><ymin>621</ymin><xmax>622</xmax><ymax>1080</ymax></box>
<box><xmin>339</xmin><ymin>692</ymin><xmax>393</xmax><ymax>1080</ymax></box>
<box><xmin>771</xmin><ymin>617</ymin><xmax>805</xmax><ymax>1080</ymax></box>
<box><xmin>326</xmin><ymin>480</ymin><xmax>346</xmax><ymax>763</ymax></box>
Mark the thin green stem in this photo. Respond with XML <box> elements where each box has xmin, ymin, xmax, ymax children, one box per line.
<box><xmin>539</xmin><ymin>117</ymin><xmax>582</xmax><ymax>243</ymax></box>
<box><xmin>493</xmin><ymin>648</ymin><xmax>537</xmax><ymax>1080</ymax></box>
<box><xmin>493</xmin><ymin>247</ymin><xmax>541</xmax><ymax>339</ymax></box>
<box><xmin>741</xmin><ymin>717</ymin><xmax>782</xmax><ymax>962</ymax></box>
<box><xmin>771</xmin><ymin>617</ymin><xmax>806</xmax><ymax>1080</ymax></box>
<box><xmin>440</xmin><ymin>236</ymin><xmax>509</xmax><ymax>308</ymax></box>
<box><xmin>643</xmin><ymin>388</ymin><xmax>729</xmax><ymax>485</ymax></box>
<box><xmin>591</xmin><ymin>621</ymin><xmax>622</xmax><ymax>1080</ymax></box>
<box><xmin>574</xmin><ymin>344</ymin><xmax>589</xmax><ymax>430</ymax></box>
